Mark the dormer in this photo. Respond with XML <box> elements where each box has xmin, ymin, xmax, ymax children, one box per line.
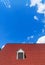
<box><xmin>16</xmin><ymin>49</ymin><xmax>26</xmax><ymax>60</ymax></box>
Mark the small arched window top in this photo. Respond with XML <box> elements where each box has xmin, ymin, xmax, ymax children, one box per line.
<box><xmin>16</xmin><ymin>49</ymin><xmax>26</xmax><ymax>60</ymax></box>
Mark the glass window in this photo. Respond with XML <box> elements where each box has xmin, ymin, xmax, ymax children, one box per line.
<box><xmin>18</xmin><ymin>52</ymin><xmax>23</xmax><ymax>59</ymax></box>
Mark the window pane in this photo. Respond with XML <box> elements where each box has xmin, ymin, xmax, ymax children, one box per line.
<box><xmin>18</xmin><ymin>53</ymin><xmax>23</xmax><ymax>59</ymax></box>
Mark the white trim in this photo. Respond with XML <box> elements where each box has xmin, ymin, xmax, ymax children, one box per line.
<box><xmin>1</xmin><ymin>45</ymin><xmax>5</xmax><ymax>49</ymax></box>
<box><xmin>17</xmin><ymin>49</ymin><xmax>24</xmax><ymax>53</ymax></box>
<box><xmin>16</xmin><ymin>49</ymin><xmax>24</xmax><ymax>59</ymax></box>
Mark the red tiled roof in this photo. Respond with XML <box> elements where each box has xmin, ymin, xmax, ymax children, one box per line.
<box><xmin>0</xmin><ymin>44</ymin><xmax>45</xmax><ymax>65</ymax></box>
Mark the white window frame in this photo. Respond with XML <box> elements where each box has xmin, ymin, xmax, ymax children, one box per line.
<box><xmin>16</xmin><ymin>49</ymin><xmax>24</xmax><ymax>59</ymax></box>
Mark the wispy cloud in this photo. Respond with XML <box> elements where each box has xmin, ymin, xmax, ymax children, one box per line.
<box><xmin>34</xmin><ymin>15</ymin><xmax>39</xmax><ymax>20</ymax></box>
<box><xmin>42</xmin><ymin>29</ymin><xmax>45</xmax><ymax>33</ymax></box>
<box><xmin>27</xmin><ymin>35</ymin><xmax>34</xmax><ymax>40</ymax></box>
<box><xmin>26</xmin><ymin>3</ymin><xmax>28</xmax><ymax>7</ymax></box>
<box><xmin>1</xmin><ymin>0</ymin><xmax>11</xmax><ymax>8</ymax></box>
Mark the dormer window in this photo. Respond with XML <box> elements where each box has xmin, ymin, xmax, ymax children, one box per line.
<box><xmin>16</xmin><ymin>49</ymin><xmax>26</xmax><ymax>60</ymax></box>
<box><xmin>0</xmin><ymin>48</ymin><xmax>1</xmax><ymax>51</ymax></box>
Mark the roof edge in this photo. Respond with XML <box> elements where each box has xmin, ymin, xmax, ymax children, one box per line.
<box><xmin>1</xmin><ymin>43</ymin><xmax>45</xmax><ymax>51</ymax></box>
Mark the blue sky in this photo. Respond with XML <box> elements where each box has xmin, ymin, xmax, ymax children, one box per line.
<box><xmin>0</xmin><ymin>0</ymin><xmax>45</xmax><ymax>48</ymax></box>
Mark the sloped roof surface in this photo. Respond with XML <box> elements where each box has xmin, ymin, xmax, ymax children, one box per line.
<box><xmin>0</xmin><ymin>44</ymin><xmax>45</xmax><ymax>65</ymax></box>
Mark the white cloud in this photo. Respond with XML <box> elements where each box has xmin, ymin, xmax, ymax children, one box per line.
<box><xmin>30</xmin><ymin>0</ymin><xmax>42</xmax><ymax>7</ymax></box>
<box><xmin>30</xmin><ymin>0</ymin><xmax>45</xmax><ymax>15</ymax></box>
<box><xmin>34</xmin><ymin>15</ymin><xmax>39</xmax><ymax>20</ymax></box>
<box><xmin>37</xmin><ymin>3</ymin><xmax>45</xmax><ymax>14</ymax></box>
<box><xmin>36</xmin><ymin>36</ymin><xmax>45</xmax><ymax>43</ymax></box>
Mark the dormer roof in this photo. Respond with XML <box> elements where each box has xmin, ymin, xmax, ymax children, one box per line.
<box><xmin>17</xmin><ymin>49</ymin><xmax>24</xmax><ymax>53</ymax></box>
